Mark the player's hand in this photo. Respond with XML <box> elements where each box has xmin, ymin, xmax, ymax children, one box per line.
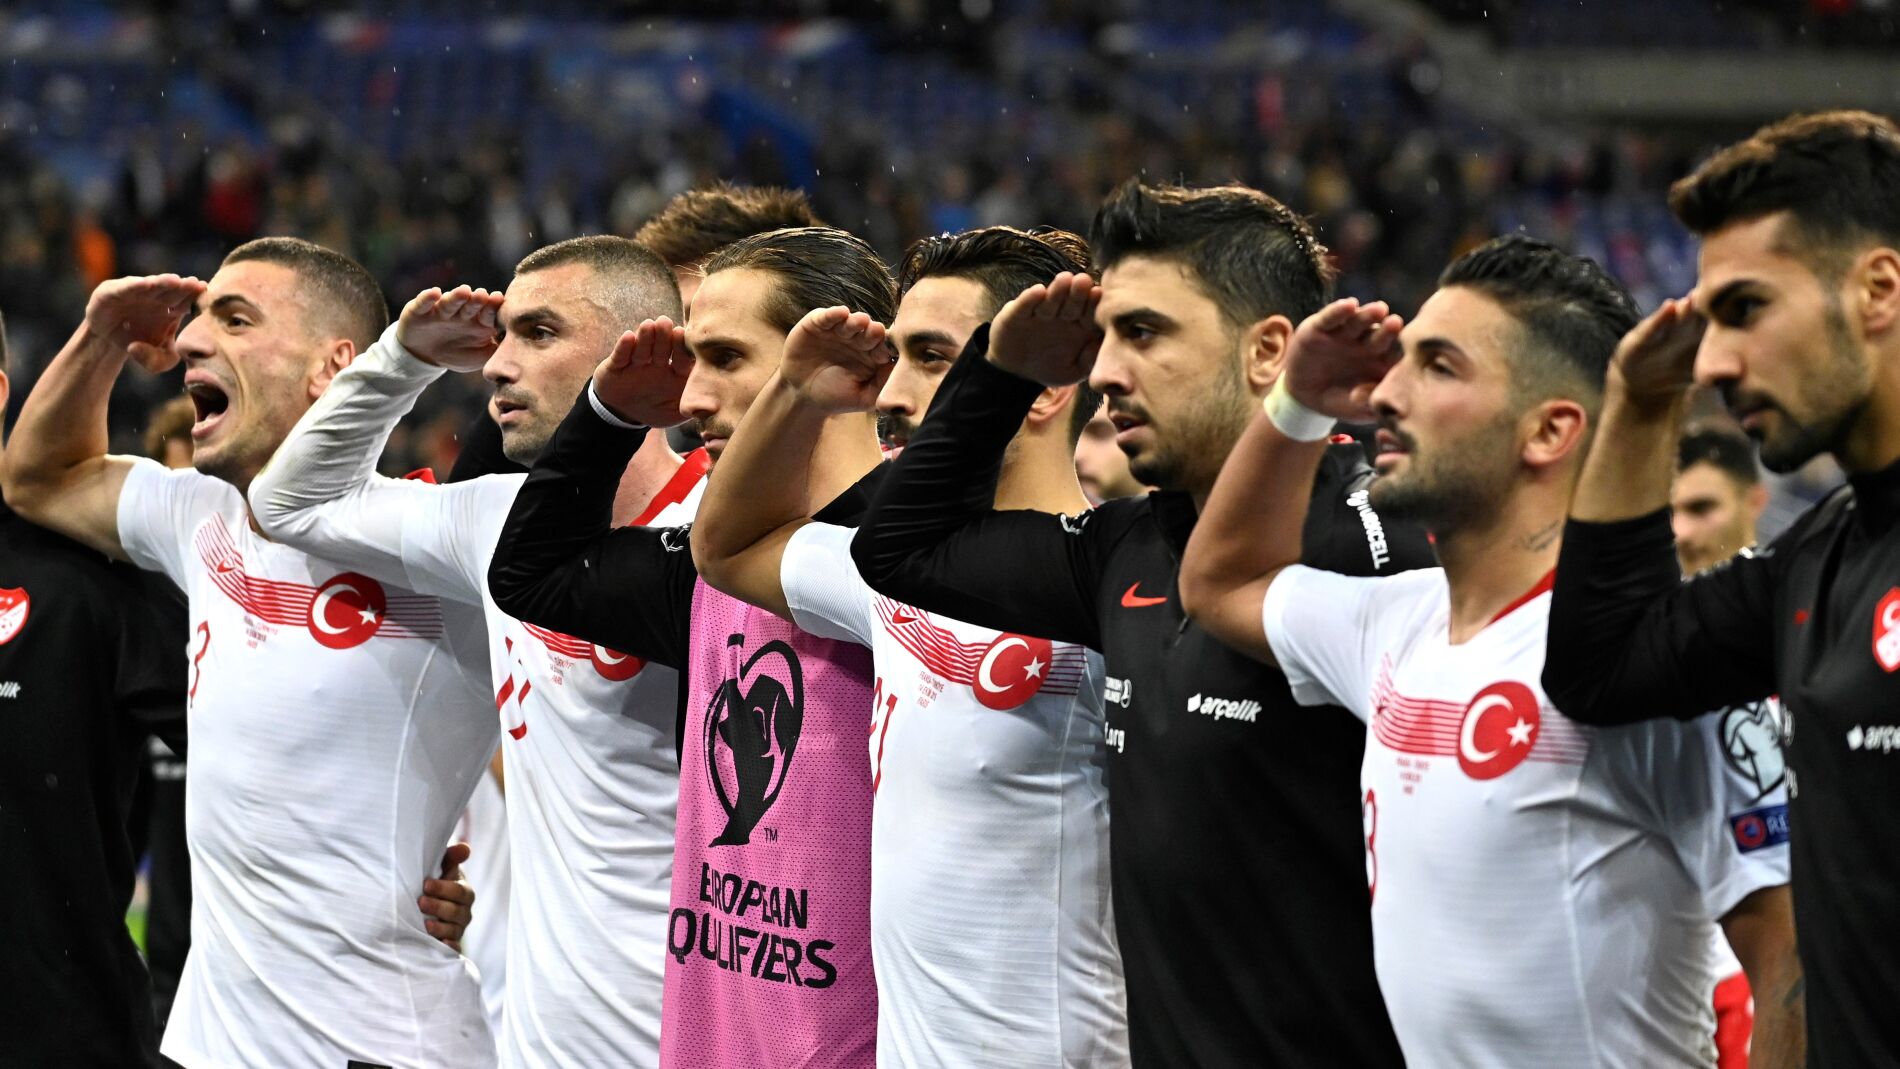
<box><xmin>988</xmin><ymin>272</ymin><xmax>1103</xmax><ymax>386</ymax></box>
<box><xmin>779</xmin><ymin>306</ymin><xmax>890</xmax><ymax>414</ymax></box>
<box><xmin>1281</xmin><ymin>297</ymin><xmax>1403</xmax><ymax>421</ymax></box>
<box><xmin>1607</xmin><ymin>295</ymin><xmax>1705</xmax><ymax>413</ymax></box>
<box><xmin>593</xmin><ymin>317</ymin><xmax>691</xmax><ymax>428</ymax></box>
<box><xmin>421</xmin><ymin>841</ymin><xmax>475</xmax><ymax>951</ymax></box>
<box><xmin>83</xmin><ymin>274</ymin><xmax>207</xmax><ymax>374</ymax></box>
<box><xmin>396</xmin><ymin>285</ymin><xmax>505</xmax><ymax>373</ymax></box>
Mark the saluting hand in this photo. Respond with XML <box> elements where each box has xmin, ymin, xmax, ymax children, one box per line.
<box><xmin>396</xmin><ymin>285</ymin><xmax>505</xmax><ymax>373</ymax></box>
<box><xmin>779</xmin><ymin>306</ymin><xmax>891</xmax><ymax>414</ymax></box>
<box><xmin>83</xmin><ymin>274</ymin><xmax>207</xmax><ymax>374</ymax></box>
<box><xmin>1607</xmin><ymin>294</ymin><xmax>1706</xmax><ymax>413</ymax></box>
<box><xmin>1282</xmin><ymin>297</ymin><xmax>1403</xmax><ymax>422</ymax></box>
<box><xmin>987</xmin><ymin>272</ymin><xmax>1103</xmax><ymax>387</ymax></box>
<box><xmin>593</xmin><ymin>316</ymin><xmax>691</xmax><ymax>428</ymax></box>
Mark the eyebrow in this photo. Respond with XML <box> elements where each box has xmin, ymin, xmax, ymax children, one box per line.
<box><xmin>898</xmin><ymin>328</ymin><xmax>959</xmax><ymax>353</ymax></box>
<box><xmin>1704</xmin><ymin>280</ymin><xmax>1758</xmax><ymax>317</ymax></box>
<box><xmin>686</xmin><ymin>334</ymin><xmax>746</xmax><ymax>356</ymax></box>
<box><xmin>194</xmin><ymin>293</ymin><xmax>260</xmax><ymax>317</ymax></box>
<box><xmin>1105</xmin><ymin>307</ymin><xmax>1176</xmax><ymax>332</ymax></box>
<box><xmin>1410</xmin><ymin>336</ymin><xmax>1468</xmax><ymax>361</ymax></box>
<box><xmin>504</xmin><ymin>307</ymin><xmax>566</xmax><ymax>330</ymax></box>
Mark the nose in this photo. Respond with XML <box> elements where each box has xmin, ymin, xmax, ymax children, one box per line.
<box><xmin>175</xmin><ymin>312</ymin><xmax>214</xmax><ymax>361</ymax></box>
<box><xmin>877</xmin><ymin>360</ymin><xmax>925</xmax><ymax>421</ymax></box>
<box><xmin>1691</xmin><ymin>332</ymin><xmax>1744</xmax><ymax>389</ymax></box>
<box><xmin>482</xmin><ymin>337</ymin><xmax>521</xmax><ymax>387</ymax></box>
<box><xmin>1088</xmin><ymin>338</ymin><xmax>1134</xmax><ymax>398</ymax></box>
<box><xmin>679</xmin><ymin>362</ymin><xmax>718</xmax><ymax>423</ymax></box>
<box><xmin>1369</xmin><ymin>359</ymin><xmax>1406</xmax><ymax>420</ymax></box>
<box><xmin>1670</xmin><ymin>510</ymin><xmax>1694</xmax><ymax>542</ymax></box>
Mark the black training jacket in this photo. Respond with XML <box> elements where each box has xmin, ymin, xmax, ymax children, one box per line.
<box><xmin>851</xmin><ymin>328</ymin><xmax>1430</xmax><ymax>1068</ymax></box>
<box><xmin>1545</xmin><ymin>459</ymin><xmax>1900</xmax><ymax>1068</ymax></box>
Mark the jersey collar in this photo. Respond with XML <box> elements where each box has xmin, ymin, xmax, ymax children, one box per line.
<box><xmin>1489</xmin><ymin>568</ymin><xmax>1556</xmax><ymax>626</ymax></box>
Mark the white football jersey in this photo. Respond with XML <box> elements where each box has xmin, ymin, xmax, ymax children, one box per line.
<box><xmin>1262</xmin><ymin>565</ymin><xmax>1790</xmax><ymax>1069</ymax></box>
<box><xmin>782</xmin><ymin>521</ymin><xmax>1129</xmax><ymax>1068</ymax></box>
<box><xmin>455</xmin><ymin>759</ymin><xmax>512</xmax><ymax>1039</ymax></box>
<box><xmin>118</xmin><ymin>461</ymin><xmax>498</xmax><ymax>1069</ymax></box>
<box><xmin>249</xmin><ymin>332</ymin><xmax>707</xmax><ymax>1068</ymax></box>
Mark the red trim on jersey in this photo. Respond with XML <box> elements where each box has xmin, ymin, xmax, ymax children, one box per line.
<box><xmin>402</xmin><ymin>467</ymin><xmax>439</xmax><ymax>484</ymax></box>
<box><xmin>1489</xmin><ymin>569</ymin><xmax>1556</xmax><ymax>626</ymax></box>
<box><xmin>629</xmin><ymin>448</ymin><xmax>710</xmax><ymax>527</ymax></box>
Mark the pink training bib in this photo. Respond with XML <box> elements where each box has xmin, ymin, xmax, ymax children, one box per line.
<box><xmin>660</xmin><ymin>579</ymin><xmax>878</xmax><ymax>1068</ymax></box>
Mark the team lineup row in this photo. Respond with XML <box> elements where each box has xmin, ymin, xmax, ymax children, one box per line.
<box><xmin>2</xmin><ymin>106</ymin><xmax>1896</xmax><ymax>1069</ymax></box>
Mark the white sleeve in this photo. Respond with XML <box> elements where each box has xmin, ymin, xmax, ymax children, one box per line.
<box><xmin>248</xmin><ymin>323</ymin><xmax>515</xmax><ymax>604</ymax></box>
<box><xmin>1635</xmin><ymin>700</ymin><xmax>1793</xmax><ymax>919</ymax></box>
<box><xmin>1260</xmin><ymin>564</ymin><xmax>1407</xmax><ymax>720</ymax></box>
<box><xmin>116</xmin><ymin>458</ymin><xmax>235</xmax><ymax>587</ymax></box>
<box><xmin>780</xmin><ymin>521</ymin><xmax>877</xmax><ymax>647</ymax></box>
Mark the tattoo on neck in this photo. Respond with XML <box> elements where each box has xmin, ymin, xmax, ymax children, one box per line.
<box><xmin>1517</xmin><ymin>520</ymin><xmax>1561</xmax><ymax>552</ymax></box>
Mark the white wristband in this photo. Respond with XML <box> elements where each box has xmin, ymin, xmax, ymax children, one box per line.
<box><xmin>1262</xmin><ymin>379</ymin><xmax>1335</xmax><ymax>442</ymax></box>
<box><xmin>587</xmin><ymin>382</ymin><xmax>647</xmax><ymax>430</ymax></box>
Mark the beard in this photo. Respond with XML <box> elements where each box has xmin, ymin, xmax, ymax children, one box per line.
<box><xmin>1125</xmin><ymin>360</ymin><xmax>1257</xmax><ymax>495</ymax></box>
<box><xmin>878</xmin><ymin>412</ymin><xmax>919</xmax><ymax>450</ymax></box>
<box><xmin>1368</xmin><ymin>412</ymin><xmax>1519</xmax><ymax>534</ymax></box>
<box><xmin>1738</xmin><ymin>298</ymin><xmax>1868</xmax><ymax>474</ymax></box>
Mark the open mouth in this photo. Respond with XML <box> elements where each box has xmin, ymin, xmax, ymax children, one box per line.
<box><xmin>492</xmin><ymin>397</ymin><xmax>530</xmax><ymax>425</ymax></box>
<box><xmin>185</xmin><ymin>380</ymin><xmax>231</xmax><ymax>439</ymax></box>
<box><xmin>1373</xmin><ymin>428</ymin><xmax>1409</xmax><ymax>466</ymax></box>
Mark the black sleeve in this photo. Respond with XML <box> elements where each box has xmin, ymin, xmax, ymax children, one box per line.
<box><xmin>1543</xmin><ymin>508</ymin><xmax>1782</xmax><ymax>726</ymax></box>
<box><xmin>116</xmin><ymin>569</ymin><xmax>189</xmax><ymax>754</ymax></box>
<box><xmin>487</xmin><ymin>388</ymin><xmax>696</xmax><ymax>669</ymax></box>
<box><xmin>849</xmin><ymin>325</ymin><xmax>1120</xmax><ymax>649</ymax></box>
<box><xmin>447</xmin><ymin>410</ymin><xmax>527</xmax><ymax>483</ymax></box>
<box><xmin>1302</xmin><ymin>445</ymin><xmax>1438</xmax><ymax>577</ymax></box>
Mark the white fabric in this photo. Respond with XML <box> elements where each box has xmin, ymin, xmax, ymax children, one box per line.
<box><xmin>118</xmin><ymin>460</ymin><xmax>497</xmax><ymax>1069</ymax></box>
<box><xmin>455</xmin><ymin>761</ymin><xmax>512</xmax><ymax>1040</ymax></box>
<box><xmin>248</xmin><ymin>327</ymin><xmax>703</xmax><ymax>1068</ymax></box>
<box><xmin>783</xmin><ymin>521</ymin><xmax>1129</xmax><ymax>1068</ymax></box>
<box><xmin>1261</xmin><ymin>565</ymin><xmax>1790</xmax><ymax>1069</ymax></box>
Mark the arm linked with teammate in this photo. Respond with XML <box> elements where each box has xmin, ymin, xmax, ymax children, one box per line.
<box><xmin>1</xmin><ymin>274</ymin><xmax>205</xmax><ymax>558</ymax></box>
<box><xmin>1720</xmin><ymin>885</ymin><xmax>1807</xmax><ymax>1069</ymax></box>
<box><xmin>1178</xmin><ymin>298</ymin><xmax>1402</xmax><ymax>663</ymax></box>
<box><xmin>692</xmin><ymin>307</ymin><xmax>890</xmax><ymax>620</ymax></box>
<box><xmin>487</xmin><ymin>319</ymin><xmax>699</xmax><ymax>667</ymax></box>
<box><xmin>1544</xmin><ymin>298</ymin><xmax>1781</xmax><ymax>725</ymax></box>
<box><xmin>849</xmin><ymin>278</ymin><xmax>1120</xmax><ymax>649</ymax></box>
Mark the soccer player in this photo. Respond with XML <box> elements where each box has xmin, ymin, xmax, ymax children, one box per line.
<box><xmin>1177</xmin><ymin>235</ymin><xmax>1802</xmax><ymax>1066</ymax></box>
<box><xmin>633</xmin><ymin>182</ymin><xmax>819</xmax><ymax>311</ymax></box>
<box><xmin>847</xmin><ymin>182</ymin><xmax>1425</xmax><ymax>1066</ymax></box>
<box><xmin>488</xmin><ymin>226</ymin><xmax>894</xmax><ymax>1068</ymax></box>
<box><xmin>689</xmin><ymin>226</ymin><xmax>1129</xmax><ymax>1067</ymax></box>
<box><xmin>1541</xmin><ymin>109</ymin><xmax>1900</xmax><ymax>1066</ymax></box>
<box><xmin>1673</xmin><ymin>423</ymin><xmax>1770</xmax><ymax>576</ymax></box>
<box><xmin>1074</xmin><ymin>400</ymin><xmax>1150</xmax><ymax>503</ymax></box>
<box><xmin>249</xmin><ymin>236</ymin><xmax>705</xmax><ymax>1067</ymax></box>
<box><xmin>1</xmin><ymin>242</ymin><xmax>498</xmax><ymax>1068</ymax></box>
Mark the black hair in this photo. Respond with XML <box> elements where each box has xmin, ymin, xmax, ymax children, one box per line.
<box><xmin>1678</xmin><ymin>423</ymin><xmax>1761</xmax><ymax>488</ymax></box>
<box><xmin>223</xmin><ymin>236</ymin><xmax>389</xmax><ymax>348</ymax></box>
<box><xmin>704</xmin><ymin>226</ymin><xmax>897</xmax><ymax>331</ymax></box>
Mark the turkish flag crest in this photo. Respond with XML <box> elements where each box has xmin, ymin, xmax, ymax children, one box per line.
<box><xmin>1873</xmin><ymin>589</ymin><xmax>1900</xmax><ymax>672</ymax></box>
<box><xmin>0</xmin><ymin>588</ymin><xmax>28</xmax><ymax>645</ymax></box>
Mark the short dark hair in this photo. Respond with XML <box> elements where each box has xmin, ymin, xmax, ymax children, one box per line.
<box><xmin>898</xmin><ymin>225</ymin><xmax>1102</xmax><ymax>442</ymax></box>
<box><xmin>1670</xmin><ymin>110</ymin><xmax>1900</xmax><ymax>275</ymax></box>
<box><xmin>634</xmin><ymin>183</ymin><xmax>821</xmax><ymax>270</ymax></box>
<box><xmin>1088</xmin><ymin>180</ymin><xmax>1333</xmax><ymax>329</ymax></box>
<box><xmin>516</xmin><ymin>235</ymin><xmax>683</xmax><ymax>324</ymax></box>
<box><xmin>1678</xmin><ymin>423</ymin><xmax>1761</xmax><ymax>488</ymax></box>
<box><xmin>703</xmin><ymin>226</ymin><xmax>897</xmax><ymax>333</ymax></box>
<box><xmin>1438</xmin><ymin>234</ymin><xmax>1640</xmax><ymax>408</ymax></box>
<box><xmin>222</xmin><ymin>237</ymin><xmax>388</xmax><ymax>349</ymax></box>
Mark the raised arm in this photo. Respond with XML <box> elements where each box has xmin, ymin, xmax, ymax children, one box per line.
<box><xmin>1544</xmin><ymin>298</ymin><xmax>1780</xmax><ymax>724</ymax></box>
<box><xmin>249</xmin><ymin>286</ymin><xmax>506</xmax><ymax>601</ymax></box>
<box><xmin>850</xmin><ymin>276</ymin><xmax>1119</xmax><ymax>648</ymax></box>
<box><xmin>487</xmin><ymin>319</ymin><xmax>699</xmax><ymax>666</ymax></box>
<box><xmin>2</xmin><ymin>275</ymin><xmax>205</xmax><ymax>557</ymax></box>
<box><xmin>1178</xmin><ymin>299</ymin><xmax>1401</xmax><ymax>663</ymax></box>
<box><xmin>692</xmin><ymin>306</ymin><xmax>889</xmax><ymax>620</ymax></box>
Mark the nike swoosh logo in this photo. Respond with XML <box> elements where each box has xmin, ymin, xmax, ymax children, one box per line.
<box><xmin>891</xmin><ymin>609</ymin><xmax>918</xmax><ymax>625</ymax></box>
<box><xmin>1121</xmin><ymin>583</ymin><xmax>1168</xmax><ymax>608</ymax></box>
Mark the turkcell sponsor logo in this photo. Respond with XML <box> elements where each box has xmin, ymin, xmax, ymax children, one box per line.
<box><xmin>1104</xmin><ymin>676</ymin><xmax>1133</xmax><ymax>708</ymax></box>
<box><xmin>1729</xmin><ymin>804</ymin><xmax>1791</xmax><ymax>854</ymax></box>
<box><xmin>1345</xmin><ymin>489</ymin><xmax>1392</xmax><ymax>569</ymax></box>
<box><xmin>1188</xmin><ymin>692</ymin><xmax>1260</xmax><ymax>723</ymax></box>
<box><xmin>1846</xmin><ymin>724</ymin><xmax>1900</xmax><ymax>753</ymax></box>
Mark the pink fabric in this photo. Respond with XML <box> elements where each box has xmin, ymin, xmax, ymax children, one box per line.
<box><xmin>660</xmin><ymin>580</ymin><xmax>878</xmax><ymax>1068</ymax></box>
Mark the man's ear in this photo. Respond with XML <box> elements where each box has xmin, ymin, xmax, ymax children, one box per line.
<box><xmin>1241</xmin><ymin>315</ymin><xmax>1293</xmax><ymax>397</ymax></box>
<box><xmin>1523</xmin><ymin>397</ymin><xmax>1591</xmax><ymax>471</ymax></box>
<box><xmin>308</xmin><ymin>338</ymin><xmax>360</xmax><ymax>401</ymax></box>
<box><xmin>1025</xmin><ymin>383</ymin><xmax>1079</xmax><ymax>433</ymax></box>
<box><xmin>1746</xmin><ymin>480</ymin><xmax>1770</xmax><ymax>523</ymax></box>
<box><xmin>1855</xmin><ymin>245</ymin><xmax>1900</xmax><ymax>337</ymax></box>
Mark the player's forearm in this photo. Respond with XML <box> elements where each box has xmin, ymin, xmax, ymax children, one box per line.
<box><xmin>690</xmin><ymin>372</ymin><xmax>823</xmax><ymax>581</ymax></box>
<box><xmin>1179</xmin><ymin>409</ymin><xmax>1326</xmax><ymax>644</ymax></box>
<box><xmin>2</xmin><ymin>323</ymin><xmax>125</xmax><ymax>511</ymax></box>
<box><xmin>1723</xmin><ymin>886</ymin><xmax>1806</xmax><ymax>1069</ymax></box>
<box><xmin>251</xmin><ymin>325</ymin><xmax>441</xmax><ymax>543</ymax></box>
<box><xmin>1749</xmin><ymin>972</ymin><xmax>1808</xmax><ymax>1069</ymax></box>
<box><xmin>1569</xmin><ymin>383</ymin><xmax>1686</xmax><ymax>523</ymax></box>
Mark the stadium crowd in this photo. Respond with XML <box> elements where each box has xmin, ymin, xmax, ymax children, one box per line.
<box><xmin>4</xmin><ymin>12</ymin><xmax>1900</xmax><ymax>1062</ymax></box>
